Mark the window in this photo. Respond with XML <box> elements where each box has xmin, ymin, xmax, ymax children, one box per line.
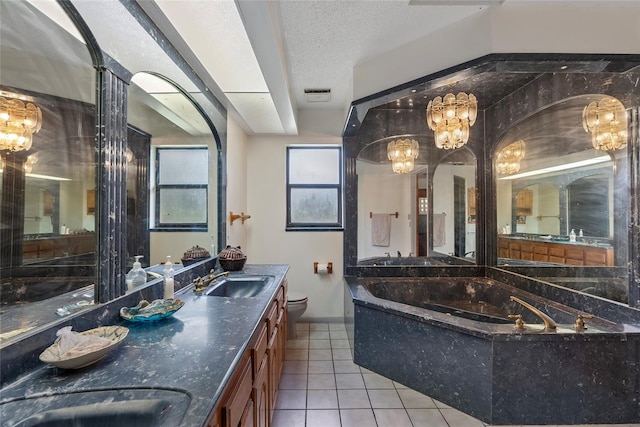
<box><xmin>154</xmin><ymin>147</ymin><xmax>208</xmax><ymax>230</ymax></box>
<box><xmin>286</xmin><ymin>146</ymin><xmax>342</xmax><ymax>231</ymax></box>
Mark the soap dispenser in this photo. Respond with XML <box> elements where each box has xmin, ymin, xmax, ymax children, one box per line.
<box><xmin>126</xmin><ymin>255</ymin><xmax>146</xmax><ymax>290</ymax></box>
<box><xmin>163</xmin><ymin>256</ymin><xmax>175</xmax><ymax>299</ymax></box>
<box><xmin>569</xmin><ymin>229</ymin><xmax>577</xmax><ymax>242</ymax></box>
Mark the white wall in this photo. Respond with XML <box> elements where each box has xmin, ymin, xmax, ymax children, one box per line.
<box><xmin>358</xmin><ymin>173</ymin><xmax>413</xmax><ymax>259</ymax></box>
<box><xmin>238</xmin><ymin>130</ymin><xmax>344</xmax><ymax>321</ymax></box>
<box><xmin>226</xmin><ymin>117</ymin><xmax>249</xmax><ymax>250</ymax></box>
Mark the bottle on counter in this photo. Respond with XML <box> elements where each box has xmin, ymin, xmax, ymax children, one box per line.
<box><xmin>126</xmin><ymin>255</ymin><xmax>146</xmax><ymax>290</ymax></box>
<box><xmin>505</xmin><ymin>223</ymin><xmax>511</xmax><ymax>234</ymax></box>
<box><xmin>579</xmin><ymin>229</ymin><xmax>584</xmax><ymax>238</ymax></box>
<box><xmin>163</xmin><ymin>255</ymin><xmax>175</xmax><ymax>299</ymax></box>
<box><xmin>569</xmin><ymin>229</ymin><xmax>576</xmax><ymax>242</ymax></box>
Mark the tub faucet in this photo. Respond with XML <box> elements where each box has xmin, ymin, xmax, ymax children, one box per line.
<box><xmin>193</xmin><ymin>270</ymin><xmax>229</xmax><ymax>293</ymax></box>
<box><xmin>510</xmin><ymin>296</ymin><xmax>557</xmax><ymax>329</ymax></box>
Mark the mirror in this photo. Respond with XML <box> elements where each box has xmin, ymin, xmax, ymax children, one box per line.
<box><xmin>1</xmin><ymin>0</ymin><xmax>97</xmax><ymax>341</ymax></box>
<box><xmin>1</xmin><ymin>1</ymin><xmax>224</xmax><ymax>342</ymax></box>
<box><xmin>495</xmin><ymin>95</ymin><xmax>629</xmax><ymax>303</ymax></box>
<box><xmin>355</xmin><ymin>138</ymin><xmax>476</xmax><ymax>265</ymax></box>
<box><xmin>127</xmin><ymin>72</ymin><xmax>218</xmax><ymax>271</ymax></box>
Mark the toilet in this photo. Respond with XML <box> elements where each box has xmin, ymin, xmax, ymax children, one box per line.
<box><xmin>287</xmin><ymin>292</ymin><xmax>308</xmax><ymax>340</ymax></box>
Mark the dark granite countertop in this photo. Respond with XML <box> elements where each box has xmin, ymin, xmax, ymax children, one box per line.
<box><xmin>0</xmin><ymin>264</ymin><xmax>289</xmax><ymax>427</ymax></box>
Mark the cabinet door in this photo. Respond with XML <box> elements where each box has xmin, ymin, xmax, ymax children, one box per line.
<box><xmin>254</xmin><ymin>355</ymin><xmax>269</xmax><ymax>427</ymax></box>
<box><xmin>240</xmin><ymin>398</ymin><xmax>254</xmax><ymax>427</ymax></box>
<box><xmin>223</xmin><ymin>358</ymin><xmax>253</xmax><ymax>427</ymax></box>
<box><xmin>267</xmin><ymin>327</ymin><xmax>279</xmax><ymax>414</ymax></box>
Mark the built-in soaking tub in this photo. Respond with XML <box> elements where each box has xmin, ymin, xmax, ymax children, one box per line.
<box><xmin>343</xmin><ymin>276</ymin><xmax>640</xmax><ymax>425</ymax></box>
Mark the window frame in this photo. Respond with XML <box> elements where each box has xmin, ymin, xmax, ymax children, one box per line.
<box><xmin>153</xmin><ymin>146</ymin><xmax>208</xmax><ymax>231</ymax></box>
<box><xmin>286</xmin><ymin>145</ymin><xmax>343</xmax><ymax>231</ymax></box>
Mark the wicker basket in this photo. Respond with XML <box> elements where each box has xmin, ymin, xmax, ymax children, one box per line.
<box><xmin>219</xmin><ymin>257</ymin><xmax>247</xmax><ymax>271</ymax></box>
<box><xmin>181</xmin><ymin>245</ymin><xmax>210</xmax><ymax>266</ymax></box>
<box><xmin>218</xmin><ymin>246</ymin><xmax>247</xmax><ymax>271</ymax></box>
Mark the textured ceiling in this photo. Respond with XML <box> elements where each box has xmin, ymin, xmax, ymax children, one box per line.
<box><xmin>277</xmin><ymin>1</ymin><xmax>486</xmax><ymax>111</ymax></box>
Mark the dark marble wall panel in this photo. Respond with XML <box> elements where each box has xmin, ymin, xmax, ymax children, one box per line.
<box><xmin>95</xmin><ymin>68</ymin><xmax>129</xmax><ymax>304</ymax></box>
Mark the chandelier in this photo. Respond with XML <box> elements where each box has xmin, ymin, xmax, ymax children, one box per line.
<box><xmin>0</xmin><ymin>96</ymin><xmax>42</xmax><ymax>152</ymax></box>
<box><xmin>387</xmin><ymin>138</ymin><xmax>419</xmax><ymax>174</ymax></box>
<box><xmin>426</xmin><ymin>92</ymin><xmax>477</xmax><ymax>150</ymax></box>
<box><xmin>582</xmin><ymin>97</ymin><xmax>627</xmax><ymax>151</ymax></box>
<box><xmin>496</xmin><ymin>140</ymin><xmax>526</xmax><ymax>175</ymax></box>
<box><xmin>24</xmin><ymin>153</ymin><xmax>38</xmax><ymax>173</ymax></box>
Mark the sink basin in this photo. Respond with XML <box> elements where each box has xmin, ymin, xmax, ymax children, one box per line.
<box><xmin>15</xmin><ymin>399</ymin><xmax>167</xmax><ymax>427</ymax></box>
<box><xmin>204</xmin><ymin>276</ymin><xmax>273</xmax><ymax>297</ymax></box>
<box><xmin>0</xmin><ymin>388</ymin><xmax>190</xmax><ymax>427</ymax></box>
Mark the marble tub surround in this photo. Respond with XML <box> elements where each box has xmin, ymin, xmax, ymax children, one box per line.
<box><xmin>0</xmin><ymin>264</ymin><xmax>289</xmax><ymax>426</ymax></box>
<box><xmin>0</xmin><ymin>257</ymin><xmax>218</xmax><ymax>386</ymax></box>
<box><xmin>344</xmin><ymin>275</ymin><xmax>640</xmax><ymax>425</ymax></box>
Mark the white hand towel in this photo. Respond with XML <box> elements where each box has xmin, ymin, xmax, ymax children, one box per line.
<box><xmin>371</xmin><ymin>214</ymin><xmax>391</xmax><ymax>247</ymax></box>
<box><xmin>433</xmin><ymin>213</ymin><xmax>446</xmax><ymax>247</ymax></box>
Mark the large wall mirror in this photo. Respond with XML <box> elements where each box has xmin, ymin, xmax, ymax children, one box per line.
<box><xmin>1</xmin><ymin>0</ymin><xmax>96</xmax><ymax>341</ymax></box>
<box><xmin>355</xmin><ymin>136</ymin><xmax>477</xmax><ymax>266</ymax></box>
<box><xmin>495</xmin><ymin>95</ymin><xmax>630</xmax><ymax>303</ymax></box>
<box><xmin>1</xmin><ymin>1</ymin><xmax>225</xmax><ymax>343</ymax></box>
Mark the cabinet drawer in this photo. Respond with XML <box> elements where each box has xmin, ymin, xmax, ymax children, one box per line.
<box><xmin>266</xmin><ymin>302</ymin><xmax>278</xmax><ymax>338</ymax></box>
<box><xmin>565</xmin><ymin>247</ymin><xmax>584</xmax><ymax>261</ymax></box>
<box><xmin>275</xmin><ymin>286</ymin><xmax>284</xmax><ymax>311</ymax></box>
<box><xmin>585</xmin><ymin>249</ymin><xmax>607</xmax><ymax>265</ymax></box>
<box><xmin>520</xmin><ymin>242</ymin><xmax>534</xmax><ymax>253</ymax></box>
<box><xmin>222</xmin><ymin>357</ymin><xmax>253</xmax><ymax>427</ymax></box>
<box><xmin>251</xmin><ymin>323</ymin><xmax>268</xmax><ymax>380</ymax></box>
<box><xmin>533</xmin><ymin>245</ymin><xmax>548</xmax><ymax>255</ymax></box>
<box><xmin>549</xmin><ymin>247</ymin><xmax>564</xmax><ymax>257</ymax></box>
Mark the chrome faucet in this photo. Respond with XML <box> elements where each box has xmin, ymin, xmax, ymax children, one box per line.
<box><xmin>397</xmin><ymin>251</ymin><xmax>402</xmax><ymax>258</ymax></box>
<box><xmin>193</xmin><ymin>270</ymin><xmax>229</xmax><ymax>293</ymax></box>
<box><xmin>510</xmin><ymin>296</ymin><xmax>557</xmax><ymax>329</ymax></box>
<box><xmin>384</xmin><ymin>252</ymin><xmax>391</xmax><ymax>258</ymax></box>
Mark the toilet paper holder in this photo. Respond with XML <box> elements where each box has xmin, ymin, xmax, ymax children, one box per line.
<box><xmin>313</xmin><ymin>262</ymin><xmax>333</xmax><ymax>274</ymax></box>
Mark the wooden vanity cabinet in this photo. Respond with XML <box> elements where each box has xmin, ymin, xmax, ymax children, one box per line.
<box><xmin>498</xmin><ymin>237</ymin><xmax>613</xmax><ymax>266</ymax></box>
<box><xmin>207</xmin><ymin>279</ymin><xmax>288</xmax><ymax>427</ymax></box>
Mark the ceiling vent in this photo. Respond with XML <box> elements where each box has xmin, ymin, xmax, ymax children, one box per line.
<box><xmin>304</xmin><ymin>88</ymin><xmax>331</xmax><ymax>102</ymax></box>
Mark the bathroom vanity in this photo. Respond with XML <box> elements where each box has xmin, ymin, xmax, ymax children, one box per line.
<box><xmin>497</xmin><ymin>236</ymin><xmax>614</xmax><ymax>266</ymax></box>
<box><xmin>0</xmin><ymin>264</ymin><xmax>288</xmax><ymax>427</ymax></box>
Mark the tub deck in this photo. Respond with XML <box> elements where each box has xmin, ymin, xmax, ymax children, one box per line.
<box><xmin>344</xmin><ymin>276</ymin><xmax>640</xmax><ymax>425</ymax></box>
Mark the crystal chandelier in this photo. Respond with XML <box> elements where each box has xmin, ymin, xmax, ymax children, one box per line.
<box><xmin>496</xmin><ymin>140</ymin><xmax>526</xmax><ymax>175</ymax></box>
<box><xmin>426</xmin><ymin>92</ymin><xmax>477</xmax><ymax>150</ymax></box>
<box><xmin>387</xmin><ymin>138</ymin><xmax>419</xmax><ymax>174</ymax></box>
<box><xmin>0</xmin><ymin>96</ymin><xmax>42</xmax><ymax>152</ymax></box>
<box><xmin>23</xmin><ymin>153</ymin><xmax>38</xmax><ymax>173</ymax></box>
<box><xmin>582</xmin><ymin>97</ymin><xmax>627</xmax><ymax>151</ymax></box>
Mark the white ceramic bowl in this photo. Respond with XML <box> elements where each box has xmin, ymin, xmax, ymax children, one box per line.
<box><xmin>39</xmin><ymin>326</ymin><xmax>129</xmax><ymax>369</ymax></box>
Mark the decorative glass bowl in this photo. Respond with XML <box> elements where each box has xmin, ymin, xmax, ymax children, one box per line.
<box><xmin>120</xmin><ymin>299</ymin><xmax>184</xmax><ymax>322</ymax></box>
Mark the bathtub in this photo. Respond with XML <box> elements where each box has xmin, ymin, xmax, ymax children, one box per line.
<box><xmin>344</xmin><ymin>276</ymin><xmax>640</xmax><ymax>425</ymax></box>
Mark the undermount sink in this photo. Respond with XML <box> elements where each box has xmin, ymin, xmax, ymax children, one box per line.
<box><xmin>204</xmin><ymin>276</ymin><xmax>273</xmax><ymax>298</ymax></box>
<box><xmin>0</xmin><ymin>388</ymin><xmax>191</xmax><ymax>427</ymax></box>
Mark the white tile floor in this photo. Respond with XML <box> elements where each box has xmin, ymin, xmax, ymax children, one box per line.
<box><xmin>272</xmin><ymin>322</ymin><xmax>640</xmax><ymax>427</ymax></box>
